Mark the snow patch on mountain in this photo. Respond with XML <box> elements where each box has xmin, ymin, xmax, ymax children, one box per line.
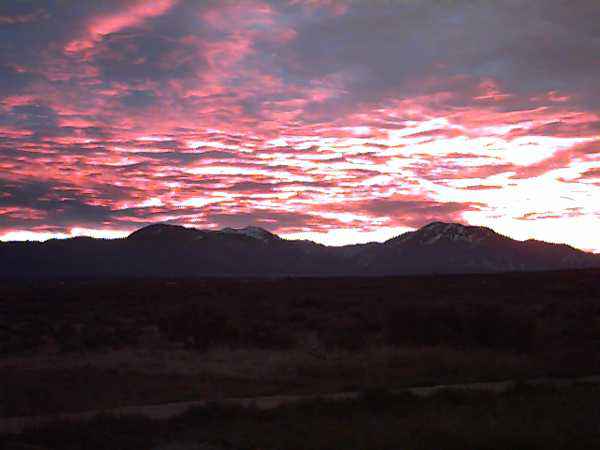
<box><xmin>416</xmin><ymin>222</ymin><xmax>496</xmax><ymax>244</ymax></box>
<box><xmin>387</xmin><ymin>222</ymin><xmax>497</xmax><ymax>246</ymax></box>
<box><xmin>220</xmin><ymin>226</ymin><xmax>279</xmax><ymax>241</ymax></box>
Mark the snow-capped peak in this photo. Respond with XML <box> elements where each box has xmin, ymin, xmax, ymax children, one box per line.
<box><xmin>220</xmin><ymin>226</ymin><xmax>279</xmax><ymax>241</ymax></box>
<box><xmin>388</xmin><ymin>222</ymin><xmax>496</xmax><ymax>245</ymax></box>
<box><xmin>418</xmin><ymin>222</ymin><xmax>495</xmax><ymax>244</ymax></box>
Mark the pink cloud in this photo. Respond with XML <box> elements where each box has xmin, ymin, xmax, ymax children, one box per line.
<box><xmin>1</xmin><ymin>1</ymin><xmax>599</xmax><ymax>251</ymax></box>
<box><xmin>511</xmin><ymin>140</ymin><xmax>600</xmax><ymax>179</ymax></box>
<box><xmin>65</xmin><ymin>0</ymin><xmax>178</xmax><ymax>53</ymax></box>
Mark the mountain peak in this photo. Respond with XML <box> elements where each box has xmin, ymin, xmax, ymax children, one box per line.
<box><xmin>3</xmin><ymin>221</ymin><xmax>599</xmax><ymax>277</ymax></box>
<box><xmin>127</xmin><ymin>223</ymin><xmax>198</xmax><ymax>240</ymax></box>
<box><xmin>220</xmin><ymin>226</ymin><xmax>280</xmax><ymax>241</ymax></box>
<box><xmin>419</xmin><ymin>221</ymin><xmax>497</xmax><ymax>244</ymax></box>
<box><xmin>422</xmin><ymin>221</ymin><xmax>456</xmax><ymax>229</ymax></box>
<box><xmin>126</xmin><ymin>223</ymin><xmax>281</xmax><ymax>243</ymax></box>
<box><xmin>389</xmin><ymin>221</ymin><xmax>497</xmax><ymax>245</ymax></box>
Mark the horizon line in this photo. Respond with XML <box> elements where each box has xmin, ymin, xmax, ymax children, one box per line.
<box><xmin>1</xmin><ymin>221</ymin><xmax>598</xmax><ymax>254</ymax></box>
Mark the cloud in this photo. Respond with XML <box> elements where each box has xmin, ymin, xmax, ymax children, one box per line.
<box><xmin>511</xmin><ymin>139</ymin><xmax>600</xmax><ymax>179</ymax></box>
<box><xmin>356</xmin><ymin>197</ymin><xmax>485</xmax><ymax>228</ymax></box>
<box><xmin>0</xmin><ymin>9</ymin><xmax>49</xmax><ymax>25</ymax></box>
<box><xmin>0</xmin><ymin>0</ymin><xmax>599</xmax><ymax>251</ymax></box>
<box><xmin>64</xmin><ymin>0</ymin><xmax>179</xmax><ymax>53</ymax></box>
<box><xmin>580</xmin><ymin>168</ymin><xmax>600</xmax><ymax>179</ymax></box>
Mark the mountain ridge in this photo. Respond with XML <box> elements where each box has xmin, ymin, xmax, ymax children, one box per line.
<box><xmin>1</xmin><ymin>221</ymin><xmax>598</xmax><ymax>277</ymax></box>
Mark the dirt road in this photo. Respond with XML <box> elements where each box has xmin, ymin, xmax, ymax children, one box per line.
<box><xmin>2</xmin><ymin>375</ymin><xmax>599</xmax><ymax>435</ymax></box>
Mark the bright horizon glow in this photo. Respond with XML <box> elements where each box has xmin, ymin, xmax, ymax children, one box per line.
<box><xmin>1</xmin><ymin>222</ymin><xmax>598</xmax><ymax>254</ymax></box>
<box><xmin>0</xmin><ymin>228</ymin><xmax>129</xmax><ymax>242</ymax></box>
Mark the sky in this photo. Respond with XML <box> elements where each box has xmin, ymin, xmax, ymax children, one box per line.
<box><xmin>0</xmin><ymin>0</ymin><xmax>599</xmax><ymax>251</ymax></box>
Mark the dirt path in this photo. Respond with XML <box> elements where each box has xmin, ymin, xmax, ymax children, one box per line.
<box><xmin>2</xmin><ymin>375</ymin><xmax>600</xmax><ymax>435</ymax></box>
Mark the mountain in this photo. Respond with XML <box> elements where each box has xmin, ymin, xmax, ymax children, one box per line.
<box><xmin>367</xmin><ymin>221</ymin><xmax>599</xmax><ymax>274</ymax></box>
<box><xmin>221</xmin><ymin>226</ymin><xmax>281</xmax><ymax>241</ymax></box>
<box><xmin>0</xmin><ymin>222</ymin><xmax>598</xmax><ymax>278</ymax></box>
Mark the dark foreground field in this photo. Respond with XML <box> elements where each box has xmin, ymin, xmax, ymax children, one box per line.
<box><xmin>2</xmin><ymin>270</ymin><xmax>600</xmax><ymax>419</ymax></box>
<box><xmin>3</xmin><ymin>384</ymin><xmax>600</xmax><ymax>450</ymax></box>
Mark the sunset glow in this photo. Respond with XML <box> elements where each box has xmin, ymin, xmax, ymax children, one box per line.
<box><xmin>1</xmin><ymin>0</ymin><xmax>599</xmax><ymax>250</ymax></box>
